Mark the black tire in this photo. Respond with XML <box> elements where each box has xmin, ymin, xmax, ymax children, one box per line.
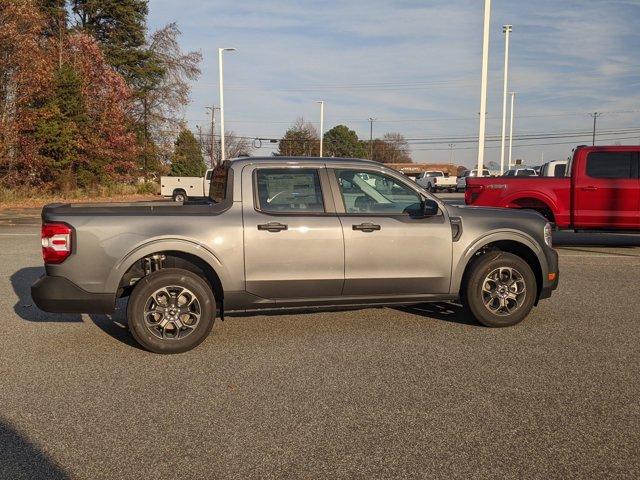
<box><xmin>462</xmin><ymin>251</ymin><xmax>537</xmax><ymax>328</ymax></box>
<box><xmin>127</xmin><ymin>268</ymin><xmax>216</xmax><ymax>354</ymax></box>
<box><xmin>173</xmin><ymin>191</ymin><xmax>187</xmax><ymax>202</ymax></box>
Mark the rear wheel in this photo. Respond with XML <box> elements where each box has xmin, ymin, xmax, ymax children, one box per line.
<box><xmin>462</xmin><ymin>251</ymin><xmax>536</xmax><ymax>327</ymax></box>
<box><xmin>173</xmin><ymin>190</ymin><xmax>187</xmax><ymax>202</ymax></box>
<box><xmin>127</xmin><ymin>268</ymin><xmax>215</xmax><ymax>353</ymax></box>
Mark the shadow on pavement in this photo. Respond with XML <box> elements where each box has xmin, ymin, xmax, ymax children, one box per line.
<box><xmin>0</xmin><ymin>418</ymin><xmax>70</xmax><ymax>480</ymax></box>
<box><xmin>397</xmin><ymin>302</ymin><xmax>480</xmax><ymax>327</ymax></box>
<box><xmin>10</xmin><ymin>267</ymin><xmax>142</xmax><ymax>350</ymax></box>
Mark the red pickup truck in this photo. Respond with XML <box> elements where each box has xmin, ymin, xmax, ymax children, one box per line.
<box><xmin>466</xmin><ymin>145</ymin><xmax>640</xmax><ymax>230</ymax></box>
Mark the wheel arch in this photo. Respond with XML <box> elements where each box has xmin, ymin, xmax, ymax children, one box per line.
<box><xmin>107</xmin><ymin>239</ymin><xmax>230</xmax><ymax>300</ymax></box>
<box><xmin>452</xmin><ymin>232</ymin><xmax>544</xmax><ymax>303</ymax></box>
<box><xmin>504</xmin><ymin>193</ymin><xmax>558</xmax><ymax>222</ymax></box>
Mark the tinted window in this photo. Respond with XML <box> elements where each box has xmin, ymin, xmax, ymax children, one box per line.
<box><xmin>205</xmin><ymin>170</ymin><xmax>212</xmax><ymax>180</ymax></box>
<box><xmin>335</xmin><ymin>169</ymin><xmax>422</xmax><ymax>215</ymax></box>
<box><xmin>586</xmin><ymin>152</ymin><xmax>633</xmax><ymax>179</ymax></box>
<box><xmin>209</xmin><ymin>164</ymin><xmax>228</xmax><ymax>203</ymax></box>
<box><xmin>256</xmin><ymin>169</ymin><xmax>324</xmax><ymax>213</ymax></box>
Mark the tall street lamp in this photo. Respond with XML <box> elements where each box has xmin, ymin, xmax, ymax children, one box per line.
<box><xmin>508</xmin><ymin>91</ymin><xmax>516</xmax><ymax>169</ymax></box>
<box><xmin>477</xmin><ymin>0</ymin><xmax>491</xmax><ymax>175</ymax></box>
<box><xmin>316</xmin><ymin>101</ymin><xmax>324</xmax><ymax>156</ymax></box>
<box><xmin>218</xmin><ymin>47</ymin><xmax>236</xmax><ymax>163</ymax></box>
<box><xmin>500</xmin><ymin>24</ymin><xmax>513</xmax><ymax>175</ymax></box>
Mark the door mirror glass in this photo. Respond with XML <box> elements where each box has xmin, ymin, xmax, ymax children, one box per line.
<box><xmin>422</xmin><ymin>199</ymin><xmax>439</xmax><ymax>217</ymax></box>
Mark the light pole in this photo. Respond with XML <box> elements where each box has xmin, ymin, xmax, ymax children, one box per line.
<box><xmin>477</xmin><ymin>0</ymin><xmax>491</xmax><ymax>175</ymax></box>
<box><xmin>590</xmin><ymin>112</ymin><xmax>602</xmax><ymax>145</ymax></box>
<box><xmin>218</xmin><ymin>47</ymin><xmax>236</xmax><ymax>162</ymax></box>
<box><xmin>508</xmin><ymin>91</ymin><xmax>516</xmax><ymax>170</ymax></box>
<box><xmin>316</xmin><ymin>101</ymin><xmax>324</xmax><ymax>156</ymax></box>
<box><xmin>499</xmin><ymin>24</ymin><xmax>512</xmax><ymax>175</ymax></box>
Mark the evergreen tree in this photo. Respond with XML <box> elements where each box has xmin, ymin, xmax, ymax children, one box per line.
<box><xmin>71</xmin><ymin>0</ymin><xmax>150</xmax><ymax>86</ymax></box>
<box><xmin>35</xmin><ymin>63</ymin><xmax>87</xmax><ymax>187</ymax></box>
<box><xmin>170</xmin><ymin>129</ymin><xmax>206</xmax><ymax>177</ymax></box>
<box><xmin>323</xmin><ymin>125</ymin><xmax>366</xmax><ymax>159</ymax></box>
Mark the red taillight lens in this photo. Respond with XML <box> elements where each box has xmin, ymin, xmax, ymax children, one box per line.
<box><xmin>464</xmin><ymin>185</ymin><xmax>484</xmax><ymax>204</ymax></box>
<box><xmin>41</xmin><ymin>223</ymin><xmax>72</xmax><ymax>264</ymax></box>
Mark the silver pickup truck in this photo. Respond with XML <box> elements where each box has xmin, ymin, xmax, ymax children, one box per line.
<box><xmin>32</xmin><ymin>157</ymin><xmax>559</xmax><ymax>354</ymax></box>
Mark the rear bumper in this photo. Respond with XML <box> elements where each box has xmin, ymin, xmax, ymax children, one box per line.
<box><xmin>31</xmin><ymin>276</ymin><xmax>115</xmax><ymax>314</ymax></box>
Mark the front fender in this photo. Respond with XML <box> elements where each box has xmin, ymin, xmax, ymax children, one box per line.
<box><xmin>105</xmin><ymin>237</ymin><xmax>232</xmax><ymax>294</ymax></box>
<box><xmin>450</xmin><ymin>230</ymin><xmax>544</xmax><ymax>295</ymax></box>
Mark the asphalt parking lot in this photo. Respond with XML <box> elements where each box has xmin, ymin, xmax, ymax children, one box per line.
<box><xmin>1</xmin><ymin>200</ymin><xmax>639</xmax><ymax>479</ymax></box>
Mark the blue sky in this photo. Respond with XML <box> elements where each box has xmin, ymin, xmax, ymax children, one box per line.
<box><xmin>148</xmin><ymin>0</ymin><xmax>640</xmax><ymax>167</ymax></box>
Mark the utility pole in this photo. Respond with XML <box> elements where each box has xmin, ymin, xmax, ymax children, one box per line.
<box><xmin>499</xmin><ymin>24</ymin><xmax>512</xmax><ymax>175</ymax></box>
<box><xmin>316</xmin><ymin>101</ymin><xmax>324</xmax><ymax>156</ymax></box>
<box><xmin>448</xmin><ymin>143</ymin><xmax>455</xmax><ymax>171</ymax></box>
<box><xmin>206</xmin><ymin>106</ymin><xmax>218</xmax><ymax>166</ymax></box>
<box><xmin>589</xmin><ymin>112</ymin><xmax>602</xmax><ymax>146</ymax></box>
<box><xmin>477</xmin><ymin>0</ymin><xmax>491</xmax><ymax>175</ymax></box>
<box><xmin>218</xmin><ymin>47</ymin><xmax>236</xmax><ymax>162</ymax></box>
<box><xmin>508</xmin><ymin>92</ymin><xmax>516</xmax><ymax>169</ymax></box>
<box><xmin>368</xmin><ymin>117</ymin><xmax>376</xmax><ymax>160</ymax></box>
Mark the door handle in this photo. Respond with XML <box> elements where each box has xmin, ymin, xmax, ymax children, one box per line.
<box><xmin>581</xmin><ymin>186</ymin><xmax>598</xmax><ymax>191</ymax></box>
<box><xmin>257</xmin><ymin>222</ymin><xmax>288</xmax><ymax>232</ymax></box>
<box><xmin>352</xmin><ymin>222</ymin><xmax>381</xmax><ymax>232</ymax></box>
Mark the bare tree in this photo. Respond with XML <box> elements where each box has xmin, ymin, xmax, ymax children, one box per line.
<box><xmin>135</xmin><ymin>23</ymin><xmax>202</xmax><ymax>174</ymax></box>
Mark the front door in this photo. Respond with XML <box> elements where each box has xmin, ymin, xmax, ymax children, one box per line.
<box><xmin>330</xmin><ymin>168</ymin><xmax>452</xmax><ymax>296</ymax></box>
<box><xmin>574</xmin><ymin>151</ymin><xmax>639</xmax><ymax>229</ymax></box>
<box><xmin>242</xmin><ymin>165</ymin><xmax>344</xmax><ymax>299</ymax></box>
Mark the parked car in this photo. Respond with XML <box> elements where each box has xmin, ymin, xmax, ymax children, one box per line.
<box><xmin>465</xmin><ymin>145</ymin><xmax>640</xmax><ymax>229</ymax></box>
<box><xmin>456</xmin><ymin>169</ymin><xmax>491</xmax><ymax>191</ymax></box>
<box><xmin>504</xmin><ymin>168</ymin><xmax>538</xmax><ymax>177</ymax></box>
<box><xmin>161</xmin><ymin>169</ymin><xmax>213</xmax><ymax>202</ymax></box>
<box><xmin>32</xmin><ymin>157</ymin><xmax>559</xmax><ymax>353</ymax></box>
<box><xmin>540</xmin><ymin>160</ymin><xmax>568</xmax><ymax>178</ymax></box>
<box><xmin>416</xmin><ymin>170</ymin><xmax>457</xmax><ymax>192</ymax></box>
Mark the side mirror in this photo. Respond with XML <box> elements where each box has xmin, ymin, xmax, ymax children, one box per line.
<box><xmin>421</xmin><ymin>198</ymin><xmax>439</xmax><ymax>217</ymax></box>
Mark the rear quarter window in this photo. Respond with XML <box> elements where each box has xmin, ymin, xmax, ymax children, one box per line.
<box><xmin>586</xmin><ymin>152</ymin><xmax>633</xmax><ymax>179</ymax></box>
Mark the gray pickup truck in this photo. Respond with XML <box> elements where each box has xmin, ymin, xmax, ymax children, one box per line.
<box><xmin>32</xmin><ymin>157</ymin><xmax>559</xmax><ymax>353</ymax></box>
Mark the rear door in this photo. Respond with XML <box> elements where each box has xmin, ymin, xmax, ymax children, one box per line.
<box><xmin>573</xmin><ymin>151</ymin><xmax>639</xmax><ymax>228</ymax></box>
<box><xmin>330</xmin><ymin>167</ymin><xmax>452</xmax><ymax>296</ymax></box>
<box><xmin>242</xmin><ymin>165</ymin><xmax>345</xmax><ymax>299</ymax></box>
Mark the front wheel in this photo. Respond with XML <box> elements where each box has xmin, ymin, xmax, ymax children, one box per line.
<box><xmin>127</xmin><ymin>268</ymin><xmax>216</xmax><ymax>353</ymax></box>
<box><xmin>462</xmin><ymin>252</ymin><xmax>537</xmax><ymax>327</ymax></box>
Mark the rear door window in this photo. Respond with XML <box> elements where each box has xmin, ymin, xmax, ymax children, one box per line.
<box><xmin>255</xmin><ymin>168</ymin><xmax>325</xmax><ymax>213</ymax></box>
<box><xmin>586</xmin><ymin>152</ymin><xmax>634</xmax><ymax>179</ymax></box>
<box><xmin>209</xmin><ymin>164</ymin><xmax>229</xmax><ymax>203</ymax></box>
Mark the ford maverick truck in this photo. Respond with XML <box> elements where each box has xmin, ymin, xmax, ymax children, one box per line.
<box><xmin>32</xmin><ymin>157</ymin><xmax>559</xmax><ymax>354</ymax></box>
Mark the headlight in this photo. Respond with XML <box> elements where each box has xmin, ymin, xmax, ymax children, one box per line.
<box><xmin>544</xmin><ymin>222</ymin><xmax>553</xmax><ymax>247</ymax></box>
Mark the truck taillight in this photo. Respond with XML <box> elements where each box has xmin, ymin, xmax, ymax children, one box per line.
<box><xmin>41</xmin><ymin>223</ymin><xmax>72</xmax><ymax>264</ymax></box>
<box><xmin>464</xmin><ymin>184</ymin><xmax>484</xmax><ymax>204</ymax></box>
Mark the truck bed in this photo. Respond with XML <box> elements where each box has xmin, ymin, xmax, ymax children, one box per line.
<box><xmin>42</xmin><ymin>198</ymin><xmax>226</xmax><ymax>220</ymax></box>
<box><xmin>465</xmin><ymin>176</ymin><xmax>571</xmax><ymax>227</ymax></box>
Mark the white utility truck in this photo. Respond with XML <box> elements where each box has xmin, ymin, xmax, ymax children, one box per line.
<box><xmin>161</xmin><ymin>169</ymin><xmax>213</xmax><ymax>202</ymax></box>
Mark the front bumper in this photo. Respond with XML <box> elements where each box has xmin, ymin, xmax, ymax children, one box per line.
<box><xmin>538</xmin><ymin>246</ymin><xmax>559</xmax><ymax>301</ymax></box>
<box><xmin>31</xmin><ymin>276</ymin><xmax>115</xmax><ymax>314</ymax></box>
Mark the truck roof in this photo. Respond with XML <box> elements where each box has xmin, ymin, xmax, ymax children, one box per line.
<box><xmin>227</xmin><ymin>156</ymin><xmax>382</xmax><ymax>168</ymax></box>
